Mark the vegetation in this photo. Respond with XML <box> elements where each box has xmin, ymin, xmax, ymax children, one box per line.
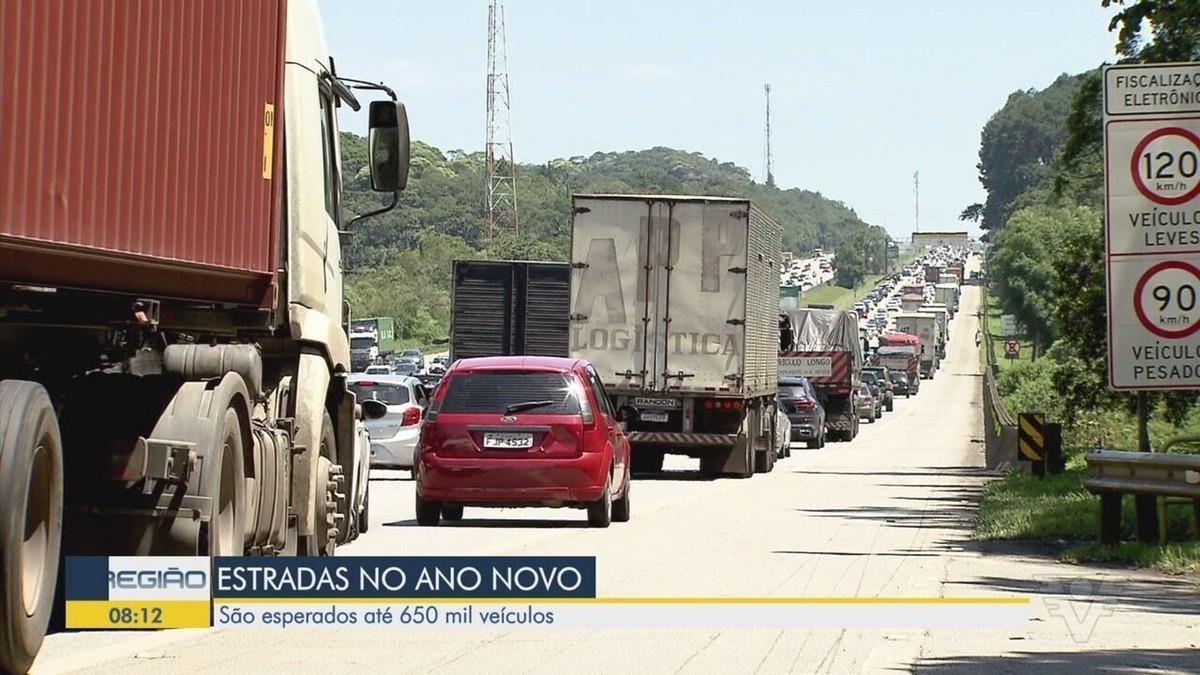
<box><xmin>970</xmin><ymin>0</ymin><xmax>1200</xmax><ymax>570</ymax></box>
<box><xmin>340</xmin><ymin>140</ymin><xmax>875</xmax><ymax>344</ymax></box>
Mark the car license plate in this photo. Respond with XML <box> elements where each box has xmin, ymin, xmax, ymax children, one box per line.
<box><xmin>641</xmin><ymin>411</ymin><xmax>669</xmax><ymax>423</ymax></box>
<box><xmin>482</xmin><ymin>432</ymin><xmax>534</xmax><ymax>449</ymax></box>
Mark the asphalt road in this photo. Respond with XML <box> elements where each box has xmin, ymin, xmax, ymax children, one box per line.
<box><xmin>32</xmin><ymin>277</ymin><xmax>1200</xmax><ymax>674</ymax></box>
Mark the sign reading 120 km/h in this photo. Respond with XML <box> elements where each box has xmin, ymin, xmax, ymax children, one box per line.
<box><xmin>1105</xmin><ymin>63</ymin><xmax>1200</xmax><ymax>390</ymax></box>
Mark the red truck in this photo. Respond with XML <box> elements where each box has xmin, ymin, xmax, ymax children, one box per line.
<box><xmin>780</xmin><ymin>308</ymin><xmax>863</xmax><ymax>442</ymax></box>
<box><xmin>875</xmin><ymin>333</ymin><xmax>921</xmax><ymax>394</ymax></box>
<box><xmin>0</xmin><ymin>2</ymin><xmax>410</xmax><ymax>670</ymax></box>
<box><xmin>924</xmin><ymin>265</ymin><xmax>943</xmax><ymax>283</ymax></box>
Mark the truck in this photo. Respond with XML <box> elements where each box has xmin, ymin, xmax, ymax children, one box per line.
<box><xmin>780</xmin><ymin>307</ymin><xmax>863</xmax><ymax>442</ymax></box>
<box><xmin>938</xmin><ymin>273</ymin><xmax>958</xmax><ymax>288</ymax></box>
<box><xmin>872</xmin><ymin>346</ymin><xmax>919</xmax><ymax>394</ymax></box>
<box><xmin>350</xmin><ymin>317</ymin><xmax>397</xmax><ymax>371</ymax></box>
<box><xmin>934</xmin><ymin>283</ymin><xmax>959</xmax><ymax>315</ymax></box>
<box><xmin>0</xmin><ymin>3</ymin><xmax>410</xmax><ymax>671</ymax></box>
<box><xmin>894</xmin><ymin>313</ymin><xmax>941</xmax><ymax>378</ymax></box>
<box><xmin>946</xmin><ymin>263</ymin><xmax>964</xmax><ymax>286</ymax></box>
<box><xmin>569</xmin><ymin>194</ymin><xmax>784</xmax><ymax>477</ymax></box>
<box><xmin>450</xmin><ymin>260</ymin><xmax>571</xmax><ymax>362</ymax></box>
<box><xmin>900</xmin><ymin>293</ymin><xmax>926</xmax><ymax>312</ymax></box>
<box><xmin>924</xmin><ymin>265</ymin><xmax>943</xmax><ymax>283</ymax></box>
<box><xmin>919</xmin><ymin>304</ymin><xmax>950</xmax><ymax>358</ymax></box>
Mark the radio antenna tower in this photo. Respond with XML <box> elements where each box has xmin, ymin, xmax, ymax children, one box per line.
<box><xmin>763</xmin><ymin>84</ymin><xmax>775</xmax><ymax>188</ymax></box>
<box><xmin>485</xmin><ymin>0</ymin><xmax>519</xmax><ymax>240</ymax></box>
<box><xmin>913</xmin><ymin>170</ymin><xmax>920</xmax><ymax>233</ymax></box>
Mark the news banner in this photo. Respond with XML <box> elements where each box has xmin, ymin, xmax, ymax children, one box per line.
<box><xmin>66</xmin><ymin>556</ymin><xmax>1030</xmax><ymax>630</ymax></box>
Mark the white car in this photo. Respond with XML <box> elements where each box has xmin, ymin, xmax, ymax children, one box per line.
<box><xmin>348</xmin><ymin>374</ymin><xmax>428</xmax><ymax>470</ymax></box>
<box><xmin>775</xmin><ymin>399</ymin><xmax>792</xmax><ymax>459</ymax></box>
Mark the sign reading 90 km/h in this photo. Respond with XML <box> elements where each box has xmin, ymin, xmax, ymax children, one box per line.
<box><xmin>1105</xmin><ymin>63</ymin><xmax>1200</xmax><ymax>390</ymax></box>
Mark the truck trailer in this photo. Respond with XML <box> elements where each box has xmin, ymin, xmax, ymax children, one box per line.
<box><xmin>569</xmin><ymin>194</ymin><xmax>783</xmax><ymax>477</ymax></box>
<box><xmin>0</xmin><ymin>2</ymin><xmax>410</xmax><ymax>671</ymax></box>
<box><xmin>894</xmin><ymin>313</ymin><xmax>941</xmax><ymax>378</ymax></box>
<box><xmin>350</xmin><ymin>317</ymin><xmax>398</xmax><ymax>371</ymax></box>
<box><xmin>780</xmin><ymin>308</ymin><xmax>863</xmax><ymax>442</ymax></box>
<box><xmin>450</xmin><ymin>260</ymin><xmax>571</xmax><ymax>362</ymax></box>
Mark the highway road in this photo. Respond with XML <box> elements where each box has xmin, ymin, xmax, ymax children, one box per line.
<box><xmin>31</xmin><ymin>280</ymin><xmax>1200</xmax><ymax>674</ymax></box>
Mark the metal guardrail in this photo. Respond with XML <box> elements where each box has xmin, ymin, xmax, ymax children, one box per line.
<box><xmin>1083</xmin><ymin>449</ymin><xmax>1200</xmax><ymax>544</ymax></box>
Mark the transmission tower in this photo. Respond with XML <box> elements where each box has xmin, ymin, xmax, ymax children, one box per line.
<box><xmin>913</xmin><ymin>170</ymin><xmax>920</xmax><ymax>233</ymax></box>
<box><xmin>763</xmin><ymin>84</ymin><xmax>775</xmax><ymax>187</ymax></box>
<box><xmin>485</xmin><ymin>0</ymin><xmax>518</xmax><ymax>240</ymax></box>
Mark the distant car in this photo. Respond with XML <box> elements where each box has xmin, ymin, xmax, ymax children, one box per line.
<box><xmin>862</xmin><ymin>367</ymin><xmax>894</xmax><ymax>412</ymax></box>
<box><xmin>400</xmin><ymin>348</ymin><xmax>425</xmax><ymax>371</ymax></box>
<box><xmin>393</xmin><ymin>359</ymin><xmax>420</xmax><ymax>376</ymax></box>
<box><xmin>779</xmin><ymin>376</ymin><xmax>826</xmax><ymax>449</ymax></box>
<box><xmin>414</xmin><ymin>356</ymin><xmax>632</xmax><ymax>528</ymax></box>
<box><xmin>347</xmin><ymin>374</ymin><xmax>428</xmax><ymax>469</ymax></box>
<box><xmin>363</xmin><ymin>364</ymin><xmax>394</xmax><ymax>376</ymax></box>
<box><xmin>775</xmin><ymin>399</ymin><xmax>792</xmax><ymax>458</ymax></box>
<box><xmin>858</xmin><ymin>382</ymin><xmax>878</xmax><ymax>423</ymax></box>
<box><xmin>890</xmin><ymin>371</ymin><xmax>911</xmax><ymax>397</ymax></box>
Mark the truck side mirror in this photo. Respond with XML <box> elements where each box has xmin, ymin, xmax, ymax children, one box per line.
<box><xmin>367</xmin><ymin>100</ymin><xmax>411</xmax><ymax>193</ymax></box>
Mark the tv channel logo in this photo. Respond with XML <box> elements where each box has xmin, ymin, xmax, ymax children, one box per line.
<box><xmin>67</xmin><ymin>557</ymin><xmax>212</xmax><ymax>602</ymax></box>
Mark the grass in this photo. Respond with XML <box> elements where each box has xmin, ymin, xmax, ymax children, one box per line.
<box><xmin>801</xmin><ymin>256</ymin><xmax>918</xmax><ymax>310</ymax></box>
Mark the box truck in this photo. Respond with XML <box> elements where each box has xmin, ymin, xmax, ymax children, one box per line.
<box><xmin>894</xmin><ymin>313</ymin><xmax>940</xmax><ymax>378</ymax></box>
<box><xmin>350</xmin><ymin>317</ymin><xmax>398</xmax><ymax>371</ymax></box>
<box><xmin>0</xmin><ymin>2</ymin><xmax>410</xmax><ymax>670</ymax></box>
<box><xmin>569</xmin><ymin>195</ymin><xmax>783</xmax><ymax>477</ymax></box>
<box><xmin>450</xmin><ymin>260</ymin><xmax>571</xmax><ymax>362</ymax></box>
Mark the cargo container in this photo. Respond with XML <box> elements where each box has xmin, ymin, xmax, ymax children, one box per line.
<box><xmin>0</xmin><ymin>2</ymin><xmax>411</xmax><ymax>670</ymax></box>
<box><xmin>900</xmin><ymin>293</ymin><xmax>926</xmax><ymax>312</ymax></box>
<box><xmin>780</xmin><ymin>308</ymin><xmax>863</xmax><ymax>442</ymax></box>
<box><xmin>569</xmin><ymin>194</ymin><xmax>783</xmax><ymax>477</ymax></box>
<box><xmin>450</xmin><ymin>260</ymin><xmax>571</xmax><ymax>362</ymax></box>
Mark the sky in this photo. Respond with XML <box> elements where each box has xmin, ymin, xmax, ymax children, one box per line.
<box><xmin>316</xmin><ymin>0</ymin><xmax>1125</xmax><ymax>241</ymax></box>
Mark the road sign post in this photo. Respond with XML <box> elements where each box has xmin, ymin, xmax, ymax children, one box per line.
<box><xmin>1099</xmin><ymin>63</ymin><xmax>1200</xmax><ymax>537</ymax></box>
<box><xmin>1004</xmin><ymin>339</ymin><xmax>1020</xmax><ymax>360</ymax></box>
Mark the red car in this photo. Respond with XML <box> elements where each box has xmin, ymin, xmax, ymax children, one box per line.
<box><xmin>414</xmin><ymin>356</ymin><xmax>633</xmax><ymax>527</ymax></box>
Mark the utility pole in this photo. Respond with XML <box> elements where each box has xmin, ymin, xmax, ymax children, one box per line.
<box><xmin>763</xmin><ymin>84</ymin><xmax>775</xmax><ymax>188</ymax></box>
<box><xmin>485</xmin><ymin>0</ymin><xmax>518</xmax><ymax>240</ymax></box>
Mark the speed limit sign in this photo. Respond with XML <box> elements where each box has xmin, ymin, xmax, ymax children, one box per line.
<box><xmin>1104</xmin><ymin>63</ymin><xmax>1200</xmax><ymax>390</ymax></box>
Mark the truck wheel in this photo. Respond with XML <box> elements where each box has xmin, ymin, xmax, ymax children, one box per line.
<box><xmin>415</xmin><ymin>492</ymin><xmax>441</xmax><ymax>526</ymax></box>
<box><xmin>0</xmin><ymin>381</ymin><xmax>63</xmax><ymax>675</ymax></box>
<box><xmin>587</xmin><ymin>474</ymin><xmax>613</xmax><ymax>528</ymax></box>
<box><xmin>630</xmin><ymin>449</ymin><xmax>664</xmax><ymax>474</ymax></box>
<box><xmin>886</xmin><ymin>399</ymin><xmax>894</xmax><ymax>412</ymax></box>
<box><xmin>201</xmin><ymin>408</ymin><xmax>247</xmax><ymax>557</ymax></box>
<box><xmin>300</xmin><ymin>413</ymin><xmax>340</xmax><ymax>556</ymax></box>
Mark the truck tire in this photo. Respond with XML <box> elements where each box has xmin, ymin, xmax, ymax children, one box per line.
<box><xmin>0</xmin><ymin>381</ymin><xmax>63</xmax><ymax>675</ymax></box>
<box><xmin>630</xmin><ymin>449</ymin><xmax>664</xmax><ymax>474</ymax></box>
<box><xmin>201</xmin><ymin>408</ymin><xmax>248</xmax><ymax>556</ymax></box>
<box><xmin>300</xmin><ymin>413</ymin><xmax>339</xmax><ymax>556</ymax></box>
<box><xmin>357</xmin><ymin>482</ymin><xmax>370</xmax><ymax>534</ymax></box>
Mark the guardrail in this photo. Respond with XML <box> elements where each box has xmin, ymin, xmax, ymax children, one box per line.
<box><xmin>979</xmin><ymin>288</ymin><xmax>1018</xmax><ymax>469</ymax></box>
<box><xmin>1083</xmin><ymin>449</ymin><xmax>1200</xmax><ymax>544</ymax></box>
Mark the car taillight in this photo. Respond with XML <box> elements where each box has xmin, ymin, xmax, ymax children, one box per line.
<box><xmin>795</xmin><ymin>399</ymin><xmax>815</xmax><ymax>410</ymax></box>
<box><xmin>401</xmin><ymin>407</ymin><xmax>422</xmax><ymax>426</ymax></box>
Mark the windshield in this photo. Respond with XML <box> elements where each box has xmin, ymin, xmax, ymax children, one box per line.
<box><xmin>348</xmin><ymin>382</ymin><xmax>410</xmax><ymax>406</ymax></box>
<box><xmin>350</xmin><ymin>337</ymin><xmax>375</xmax><ymax>350</ymax></box>
<box><xmin>439</xmin><ymin>371</ymin><xmax>582</xmax><ymax>415</ymax></box>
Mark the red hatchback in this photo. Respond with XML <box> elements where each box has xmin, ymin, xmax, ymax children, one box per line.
<box><xmin>414</xmin><ymin>356</ymin><xmax>633</xmax><ymax>527</ymax></box>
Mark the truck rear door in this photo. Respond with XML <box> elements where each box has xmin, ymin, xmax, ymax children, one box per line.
<box><xmin>570</xmin><ymin>196</ymin><xmax>747</xmax><ymax>393</ymax></box>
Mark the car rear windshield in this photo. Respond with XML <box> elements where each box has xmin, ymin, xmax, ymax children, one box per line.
<box><xmin>349</xmin><ymin>383</ymin><xmax>410</xmax><ymax>406</ymax></box>
<box><xmin>779</xmin><ymin>386</ymin><xmax>811</xmax><ymax>399</ymax></box>
<box><xmin>439</xmin><ymin>371</ymin><xmax>582</xmax><ymax>415</ymax></box>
